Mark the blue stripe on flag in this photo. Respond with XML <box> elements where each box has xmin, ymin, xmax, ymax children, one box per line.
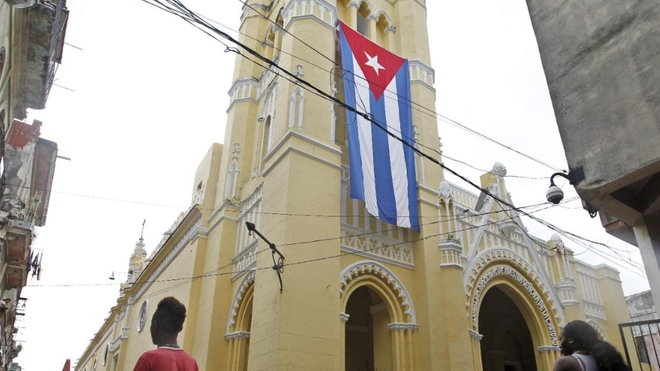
<box><xmin>396</xmin><ymin>61</ymin><xmax>420</xmax><ymax>231</ymax></box>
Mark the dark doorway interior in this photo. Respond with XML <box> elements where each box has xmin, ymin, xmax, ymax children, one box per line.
<box><xmin>479</xmin><ymin>286</ymin><xmax>537</xmax><ymax>371</ymax></box>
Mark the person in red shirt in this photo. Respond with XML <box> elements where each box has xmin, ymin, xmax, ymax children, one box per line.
<box><xmin>133</xmin><ymin>297</ymin><xmax>199</xmax><ymax>371</ymax></box>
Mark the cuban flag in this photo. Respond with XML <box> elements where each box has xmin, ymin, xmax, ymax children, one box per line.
<box><xmin>339</xmin><ymin>21</ymin><xmax>419</xmax><ymax>231</ymax></box>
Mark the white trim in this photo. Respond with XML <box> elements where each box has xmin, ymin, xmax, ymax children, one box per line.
<box><xmin>340</xmin><ymin>260</ymin><xmax>417</xmax><ymax>322</ymax></box>
<box><xmin>226</xmin><ymin>270</ymin><xmax>256</xmax><ymax>333</ymax></box>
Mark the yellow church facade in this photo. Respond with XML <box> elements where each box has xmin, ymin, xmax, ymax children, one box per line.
<box><xmin>75</xmin><ymin>1</ymin><xmax>634</xmax><ymax>371</ymax></box>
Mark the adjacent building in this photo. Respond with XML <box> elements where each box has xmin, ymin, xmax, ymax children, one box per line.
<box><xmin>76</xmin><ymin>1</ymin><xmax>635</xmax><ymax>370</ymax></box>
<box><xmin>626</xmin><ymin>291</ymin><xmax>659</xmax><ymax>371</ymax></box>
<box><xmin>0</xmin><ymin>0</ymin><xmax>68</xmax><ymax>368</ymax></box>
<box><xmin>525</xmin><ymin>0</ymin><xmax>660</xmax><ymax>306</ymax></box>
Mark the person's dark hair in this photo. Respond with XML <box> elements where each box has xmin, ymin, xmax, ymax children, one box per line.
<box><xmin>563</xmin><ymin>320</ymin><xmax>628</xmax><ymax>371</ymax></box>
<box><xmin>153</xmin><ymin>297</ymin><xmax>187</xmax><ymax>334</ymax></box>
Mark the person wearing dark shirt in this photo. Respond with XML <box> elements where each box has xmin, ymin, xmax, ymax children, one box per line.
<box><xmin>554</xmin><ymin>320</ymin><xmax>627</xmax><ymax>371</ymax></box>
<box><xmin>133</xmin><ymin>297</ymin><xmax>198</xmax><ymax>371</ymax></box>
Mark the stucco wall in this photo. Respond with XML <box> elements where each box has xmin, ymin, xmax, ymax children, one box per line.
<box><xmin>525</xmin><ymin>0</ymin><xmax>660</xmax><ymax>195</ymax></box>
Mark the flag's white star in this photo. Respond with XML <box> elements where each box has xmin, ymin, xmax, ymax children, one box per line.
<box><xmin>364</xmin><ymin>51</ymin><xmax>385</xmax><ymax>76</ymax></box>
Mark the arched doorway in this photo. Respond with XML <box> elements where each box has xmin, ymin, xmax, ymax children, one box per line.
<box><xmin>344</xmin><ymin>286</ymin><xmax>393</xmax><ymax>371</ymax></box>
<box><xmin>226</xmin><ymin>273</ymin><xmax>255</xmax><ymax>371</ymax></box>
<box><xmin>340</xmin><ymin>261</ymin><xmax>418</xmax><ymax>371</ymax></box>
<box><xmin>479</xmin><ymin>286</ymin><xmax>537</xmax><ymax>371</ymax></box>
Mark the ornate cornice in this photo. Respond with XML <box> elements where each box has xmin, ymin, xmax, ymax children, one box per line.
<box><xmin>225</xmin><ymin>331</ymin><xmax>251</xmax><ymax>341</ymax></box>
<box><xmin>538</xmin><ymin>346</ymin><xmax>561</xmax><ymax>353</ymax></box>
<box><xmin>388</xmin><ymin>322</ymin><xmax>419</xmax><ymax>332</ymax></box>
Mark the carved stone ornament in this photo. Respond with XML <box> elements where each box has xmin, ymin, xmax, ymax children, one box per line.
<box><xmin>347</xmin><ymin>0</ymin><xmax>360</xmax><ymax>9</ymax></box>
<box><xmin>388</xmin><ymin>322</ymin><xmax>419</xmax><ymax>332</ymax></box>
<box><xmin>226</xmin><ymin>270</ymin><xmax>256</xmax><ymax>332</ymax></box>
<box><xmin>491</xmin><ymin>162</ymin><xmax>507</xmax><ymax>177</ymax></box>
<box><xmin>225</xmin><ymin>331</ymin><xmax>251</xmax><ymax>341</ymax></box>
<box><xmin>439</xmin><ymin>181</ymin><xmax>452</xmax><ymax>199</ymax></box>
<box><xmin>468</xmin><ymin>329</ymin><xmax>483</xmax><ymax>340</ymax></box>
<box><xmin>469</xmin><ymin>265</ymin><xmax>559</xmax><ymax>346</ymax></box>
<box><xmin>340</xmin><ymin>261</ymin><xmax>416</xmax><ymax>322</ymax></box>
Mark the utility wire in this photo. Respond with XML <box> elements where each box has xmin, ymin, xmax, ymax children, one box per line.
<box><xmin>26</xmin><ymin>202</ymin><xmax>557</xmax><ymax>289</ymax></box>
<box><xmin>236</xmin><ymin>0</ymin><xmax>565</xmax><ymax>173</ymax></box>
<box><xmin>198</xmin><ymin>3</ymin><xmax>560</xmax><ymax>179</ymax></box>
<box><xmin>138</xmin><ymin>0</ymin><xmax>639</xmax><ymax>276</ymax></box>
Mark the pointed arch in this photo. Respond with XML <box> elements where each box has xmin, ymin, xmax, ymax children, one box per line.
<box><xmin>225</xmin><ymin>271</ymin><xmax>255</xmax><ymax>371</ymax></box>
<box><xmin>339</xmin><ymin>261</ymin><xmax>417</xmax><ymax>371</ymax></box>
<box><xmin>467</xmin><ymin>256</ymin><xmax>564</xmax><ymax>371</ymax></box>
<box><xmin>289</xmin><ymin>85</ymin><xmax>304</xmax><ymax>129</ymax></box>
<box><xmin>340</xmin><ymin>260</ymin><xmax>416</xmax><ymax>323</ymax></box>
<box><xmin>226</xmin><ymin>270</ymin><xmax>256</xmax><ymax>333</ymax></box>
<box><xmin>586</xmin><ymin>319</ymin><xmax>608</xmax><ymax>341</ymax></box>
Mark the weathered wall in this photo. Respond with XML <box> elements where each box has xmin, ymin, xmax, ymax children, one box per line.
<box><xmin>525</xmin><ymin>0</ymin><xmax>660</xmax><ymax>197</ymax></box>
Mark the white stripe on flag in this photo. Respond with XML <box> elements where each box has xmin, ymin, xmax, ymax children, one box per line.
<box><xmin>353</xmin><ymin>57</ymin><xmax>378</xmax><ymax>218</ymax></box>
<box><xmin>383</xmin><ymin>78</ymin><xmax>411</xmax><ymax>228</ymax></box>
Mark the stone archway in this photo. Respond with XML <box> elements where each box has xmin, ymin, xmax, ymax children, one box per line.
<box><xmin>340</xmin><ymin>261</ymin><xmax>417</xmax><ymax>371</ymax></box>
<box><xmin>467</xmin><ymin>262</ymin><xmax>563</xmax><ymax>371</ymax></box>
<box><xmin>225</xmin><ymin>271</ymin><xmax>255</xmax><ymax>371</ymax></box>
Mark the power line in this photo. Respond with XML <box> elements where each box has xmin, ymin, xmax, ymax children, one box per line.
<box><xmin>19</xmin><ymin>184</ymin><xmax>555</xmax><ymax>218</ymax></box>
<box><xmin>26</xmin><ymin>202</ymin><xmax>558</xmax><ymax>290</ymax></box>
<box><xmin>139</xmin><ymin>0</ymin><xmax>640</xmax><ymax>277</ymax></box>
<box><xmin>235</xmin><ymin>0</ymin><xmax>565</xmax><ymax>173</ymax></box>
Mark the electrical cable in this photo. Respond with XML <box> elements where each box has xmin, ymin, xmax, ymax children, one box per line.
<box><xmin>26</xmin><ymin>202</ymin><xmax>556</xmax><ymax>289</ymax></box>
<box><xmin>236</xmin><ymin>0</ymin><xmax>565</xmax><ymax>173</ymax></box>
<box><xmin>139</xmin><ymin>0</ymin><xmax>641</xmax><ymax>278</ymax></box>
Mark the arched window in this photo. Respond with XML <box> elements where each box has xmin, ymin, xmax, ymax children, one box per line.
<box><xmin>288</xmin><ymin>85</ymin><xmax>304</xmax><ymax>129</ymax></box>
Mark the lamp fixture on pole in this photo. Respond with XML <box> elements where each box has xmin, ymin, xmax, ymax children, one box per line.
<box><xmin>245</xmin><ymin>222</ymin><xmax>285</xmax><ymax>293</ymax></box>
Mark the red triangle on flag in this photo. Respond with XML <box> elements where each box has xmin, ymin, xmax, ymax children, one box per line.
<box><xmin>340</xmin><ymin>21</ymin><xmax>405</xmax><ymax>101</ymax></box>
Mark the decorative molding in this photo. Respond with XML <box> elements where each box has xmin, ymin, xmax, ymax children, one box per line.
<box><xmin>235</xmin><ymin>186</ymin><xmax>262</xmax><ymax>257</ymax></box>
<box><xmin>340</xmin><ymin>228</ymin><xmax>414</xmax><ymax>269</ymax></box>
<box><xmin>384</xmin><ymin>25</ymin><xmax>396</xmax><ymax>33</ymax></box>
<box><xmin>469</xmin><ymin>265</ymin><xmax>560</xmax><ymax>347</ymax></box>
<box><xmin>108</xmin><ymin>337</ymin><xmax>121</xmax><ymax>353</ymax></box>
<box><xmin>468</xmin><ymin>329</ymin><xmax>483</xmax><ymax>340</ymax></box>
<box><xmin>439</xmin><ymin>239</ymin><xmax>463</xmax><ymax>268</ymax></box>
<box><xmin>538</xmin><ymin>346</ymin><xmax>561</xmax><ymax>353</ymax></box>
<box><xmin>228</xmin><ymin>78</ymin><xmax>259</xmax><ymax>106</ymax></box>
<box><xmin>262</xmin><ymin>131</ymin><xmax>343</xmax><ymax>178</ymax></box>
<box><xmin>232</xmin><ymin>243</ymin><xmax>257</xmax><ymax>279</ymax></box>
<box><xmin>586</xmin><ymin>319</ymin><xmax>609</xmax><ymax>341</ymax></box>
<box><xmin>347</xmin><ymin>0</ymin><xmax>360</xmax><ymax>9</ymax></box>
<box><xmin>340</xmin><ymin>260</ymin><xmax>417</xmax><ymax>322</ymax></box>
<box><xmin>226</xmin><ymin>270</ymin><xmax>256</xmax><ymax>333</ymax></box>
<box><xmin>340</xmin><ymin>312</ymin><xmax>350</xmax><ymax>323</ymax></box>
<box><xmin>409</xmin><ymin>59</ymin><xmax>435</xmax><ymax>88</ymax></box>
<box><xmin>225</xmin><ymin>331</ymin><xmax>251</xmax><ymax>341</ymax></box>
<box><xmin>282</xmin><ymin>0</ymin><xmax>337</xmax><ymax>30</ymax></box>
<box><xmin>584</xmin><ymin>301</ymin><xmax>607</xmax><ymax>321</ymax></box>
<box><xmin>555</xmin><ymin>279</ymin><xmax>579</xmax><ymax>306</ymax></box>
<box><xmin>388</xmin><ymin>322</ymin><xmax>419</xmax><ymax>332</ymax></box>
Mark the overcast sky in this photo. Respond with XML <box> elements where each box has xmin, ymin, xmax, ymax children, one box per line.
<box><xmin>15</xmin><ymin>0</ymin><xmax>649</xmax><ymax>370</ymax></box>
